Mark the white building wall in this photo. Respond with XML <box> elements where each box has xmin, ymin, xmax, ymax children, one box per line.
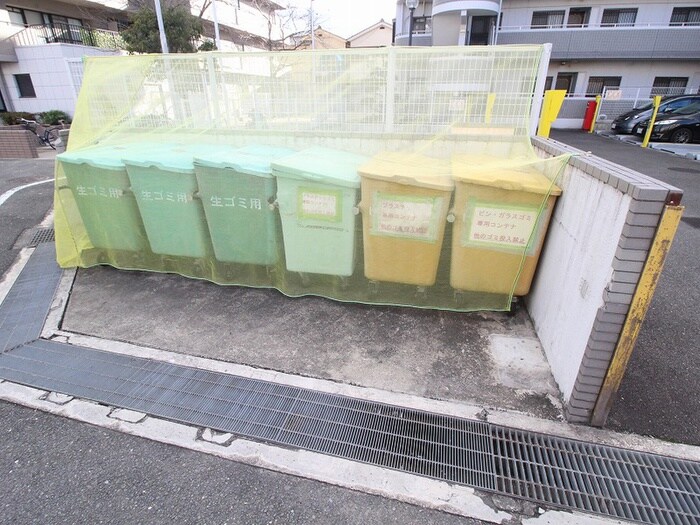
<box><xmin>395</xmin><ymin>0</ymin><xmax>433</xmax><ymax>34</ymax></box>
<box><xmin>547</xmin><ymin>60</ymin><xmax>700</xmax><ymax>96</ymax></box>
<box><xmin>501</xmin><ymin>0</ymin><xmax>700</xmax><ymax>28</ymax></box>
<box><xmin>1</xmin><ymin>44</ymin><xmax>119</xmax><ymax>115</ymax></box>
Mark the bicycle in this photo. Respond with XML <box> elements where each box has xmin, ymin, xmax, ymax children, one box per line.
<box><xmin>19</xmin><ymin>118</ymin><xmax>64</xmax><ymax>150</ymax></box>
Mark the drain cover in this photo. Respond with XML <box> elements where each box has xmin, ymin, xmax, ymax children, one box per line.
<box><xmin>668</xmin><ymin>166</ymin><xmax>700</xmax><ymax>174</ymax></box>
<box><xmin>28</xmin><ymin>228</ymin><xmax>55</xmax><ymax>247</ymax></box>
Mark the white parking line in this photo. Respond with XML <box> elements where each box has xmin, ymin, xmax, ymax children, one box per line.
<box><xmin>0</xmin><ymin>179</ymin><xmax>53</xmax><ymax>208</ymax></box>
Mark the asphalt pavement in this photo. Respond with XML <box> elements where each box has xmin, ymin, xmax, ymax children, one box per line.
<box><xmin>551</xmin><ymin>130</ymin><xmax>700</xmax><ymax>445</ymax></box>
<box><xmin>0</xmin><ymin>159</ymin><xmax>54</xmax><ymax>273</ymax></box>
<box><xmin>0</xmin><ymin>401</ymin><xmax>473</xmax><ymax>525</ymax></box>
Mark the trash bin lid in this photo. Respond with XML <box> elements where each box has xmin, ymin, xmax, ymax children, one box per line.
<box><xmin>271</xmin><ymin>147</ymin><xmax>367</xmax><ymax>189</ymax></box>
<box><xmin>57</xmin><ymin>143</ymin><xmax>152</xmax><ymax>171</ymax></box>
<box><xmin>123</xmin><ymin>144</ymin><xmax>225</xmax><ymax>173</ymax></box>
<box><xmin>452</xmin><ymin>154</ymin><xmax>562</xmax><ymax>196</ymax></box>
<box><xmin>358</xmin><ymin>152</ymin><xmax>454</xmax><ymax>191</ymax></box>
<box><xmin>194</xmin><ymin>145</ymin><xmax>296</xmax><ymax>178</ymax></box>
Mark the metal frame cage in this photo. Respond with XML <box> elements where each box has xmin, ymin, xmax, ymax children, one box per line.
<box><xmin>55</xmin><ymin>45</ymin><xmax>570</xmax><ymax>311</ymax></box>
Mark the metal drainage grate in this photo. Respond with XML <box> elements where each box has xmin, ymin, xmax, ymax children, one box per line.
<box><xmin>0</xmin><ymin>243</ymin><xmax>63</xmax><ymax>353</ymax></box>
<box><xmin>28</xmin><ymin>228</ymin><xmax>55</xmax><ymax>247</ymax></box>
<box><xmin>492</xmin><ymin>426</ymin><xmax>700</xmax><ymax>525</ymax></box>
<box><xmin>1</xmin><ymin>340</ymin><xmax>699</xmax><ymax>525</ymax></box>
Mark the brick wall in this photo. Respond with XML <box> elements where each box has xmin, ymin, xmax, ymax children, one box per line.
<box><xmin>0</xmin><ymin>129</ymin><xmax>39</xmax><ymax>158</ymax></box>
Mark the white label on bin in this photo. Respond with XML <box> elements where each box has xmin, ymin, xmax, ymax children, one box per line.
<box><xmin>298</xmin><ymin>188</ymin><xmax>342</xmax><ymax>222</ymax></box>
<box><xmin>462</xmin><ymin>199</ymin><xmax>546</xmax><ymax>255</ymax></box>
<box><xmin>371</xmin><ymin>193</ymin><xmax>443</xmax><ymax>243</ymax></box>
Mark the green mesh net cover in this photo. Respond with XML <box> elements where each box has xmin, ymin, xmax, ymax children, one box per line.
<box><xmin>55</xmin><ymin>45</ymin><xmax>570</xmax><ymax>311</ymax></box>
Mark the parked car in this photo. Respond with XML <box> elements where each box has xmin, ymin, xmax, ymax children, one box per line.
<box><xmin>634</xmin><ymin>102</ymin><xmax>700</xmax><ymax>143</ymax></box>
<box><xmin>611</xmin><ymin>95</ymin><xmax>700</xmax><ymax>134</ymax></box>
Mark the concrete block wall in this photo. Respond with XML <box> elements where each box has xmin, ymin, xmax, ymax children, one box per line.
<box><xmin>529</xmin><ymin>136</ymin><xmax>682</xmax><ymax>424</ymax></box>
<box><xmin>0</xmin><ymin>129</ymin><xmax>38</xmax><ymax>158</ymax></box>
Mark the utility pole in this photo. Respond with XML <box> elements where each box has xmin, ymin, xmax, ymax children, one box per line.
<box><xmin>154</xmin><ymin>0</ymin><xmax>169</xmax><ymax>53</ymax></box>
<box><xmin>212</xmin><ymin>0</ymin><xmax>221</xmax><ymax>49</ymax></box>
<box><xmin>310</xmin><ymin>0</ymin><xmax>315</xmax><ymax>49</ymax></box>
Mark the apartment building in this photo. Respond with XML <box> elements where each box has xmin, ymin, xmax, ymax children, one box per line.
<box><xmin>394</xmin><ymin>0</ymin><xmax>700</xmax><ymax>113</ymax></box>
<box><xmin>0</xmin><ymin>0</ymin><xmax>283</xmax><ymax>115</ymax></box>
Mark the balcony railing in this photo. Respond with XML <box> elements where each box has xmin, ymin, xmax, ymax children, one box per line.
<box><xmin>500</xmin><ymin>22</ymin><xmax>700</xmax><ymax>31</ymax></box>
<box><xmin>497</xmin><ymin>25</ymin><xmax>700</xmax><ymax>60</ymax></box>
<box><xmin>7</xmin><ymin>23</ymin><xmax>126</xmax><ymax>50</ymax></box>
<box><xmin>394</xmin><ymin>29</ymin><xmax>433</xmax><ymax>46</ymax></box>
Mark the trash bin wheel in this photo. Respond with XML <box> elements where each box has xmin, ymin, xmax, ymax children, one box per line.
<box><xmin>415</xmin><ymin>286</ymin><xmax>428</xmax><ymax>301</ymax></box>
<box><xmin>507</xmin><ymin>297</ymin><xmax>519</xmax><ymax>317</ymax></box>
<box><xmin>192</xmin><ymin>260</ymin><xmax>205</xmax><ymax>276</ymax></box>
<box><xmin>368</xmin><ymin>280</ymin><xmax>379</xmax><ymax>296</ymax></box>
<box><xmin>298</xmin><ymin>272</ymin><xmax>311</xmax><ymax>287</ymax></box>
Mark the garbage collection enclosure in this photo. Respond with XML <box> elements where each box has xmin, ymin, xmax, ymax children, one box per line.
<box><xmin>55</xmin><ymin>46</ymin><xmax>570</xmax><ymax>311</ymax></box>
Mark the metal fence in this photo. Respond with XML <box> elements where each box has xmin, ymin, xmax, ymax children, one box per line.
<box><xmin>595</xmin><ymin>86</ymin><xmax>698</xmax><ymax>125</ymax></box>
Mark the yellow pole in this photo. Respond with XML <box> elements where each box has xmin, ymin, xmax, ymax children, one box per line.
<box><xmin>536</xmin><ymin>89</ymin><xmax>566</xmax><ymax>139</ymax></box>
<box><xmin>641</xmin><ymin>95</ymin><xmax>662</xmax><ymax>148</ymax></box>
<box><xmin>485</xmin><ymin>93</ymin><xmax>496</xmax><ymax>124</ymax></box>
<box><xmin>590</xmin><ymin>204</ymin><xmax>684</xmax><ymax>427</ymax></box>
<box><xmin>588</xmin><ymin>95</ymin><xmax>602</xmax><ymax>133</ymax></box>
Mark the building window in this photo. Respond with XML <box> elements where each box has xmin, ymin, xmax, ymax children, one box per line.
<box><xmin>7</xmin><ymin>6</ymin><xmax>48</xmax><ymax>26</ymax></box>
<box><xmin>586</xmin><ymin>76</ymin><xmax>621</xmax><ymax>96</ymax></box>
<box><xmin>651</xmin><ymin>77</ymin><xmax>689</xmax><ymax>96</ymax></box>
<box><xmin>544</xmin><ymin>76</ymin><xmax>553</xmax><ymax>91</ymax></box>
<box><xmin>601</xmin><ymin>9</ymin><xmax>637</xmax><ymax>27</ymax></box>
<box><xmin>555</xmin><ymin>72</ymin><xmax>577</xmax><ymax>94</ymax></box>
<box><xmin>567</xmin><ymin>8</ymin><xmax>590</xmax><ymax>28</ymax></box>
<box><xmin>670</xmin><ymin>7</ymin><xmax>700</xmax><ymax>26</ymax></box>
<box><xmin>412</xmin><ymin>17</ymin><xmax>431</xmax><ymax>33</ymax></box>
<box><xmin>531</xmin><ymin>10</ymin><xmax>565</xmax><ymax>28</ymax></box>
<box><xmin>7</xmin><ymin>6</ymin><xmax>25</xmax><ymax>26</ymax></box>
<box><xmin>14</xmin><ymin>74</ymin><xmax>36</xmax><ymax>98</ymax></box>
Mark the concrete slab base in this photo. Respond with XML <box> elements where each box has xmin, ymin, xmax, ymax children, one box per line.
<box><xmin>62</xmin><ymin>266</ymin><xmax>563</xmax><ymax>420</ymax></box>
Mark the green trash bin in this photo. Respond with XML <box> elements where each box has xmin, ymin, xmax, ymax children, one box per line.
<box><xmin>57</xmin><ymin>144</ymin><xmax>152</xmax><ymax>252</ymax></box>
<box><xmin>193</xmin><ymin>145</ymin><xmax>296</xmax><ymax>265</ymax></box>
<box><xmin>271</xmin><ymin>147</ymin><xmax>369</xmax><ymax>277</ymax></box>
<box><xmin>123</xmin><ymin>144</ymin><xmax>223</xmax><ymax>259</ymax></box>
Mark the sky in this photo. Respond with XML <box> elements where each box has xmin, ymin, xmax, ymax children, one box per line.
<box><xmin>285</xmin><ymin>0</ymin><xmax>397</xmax><ymax>39</ymax></box>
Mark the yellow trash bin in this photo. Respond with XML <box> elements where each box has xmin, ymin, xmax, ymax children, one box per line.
<box><xmin>358</xmin><ymin>153</ymin><xmax>453</xmax><ymax>287</ymax></box>
<box><xmin>450</xmin><ymin>155</ymin><xmax>561</xmax><ymax>296</ymax></box>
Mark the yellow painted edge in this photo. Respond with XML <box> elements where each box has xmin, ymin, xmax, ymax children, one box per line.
<box><xmin>591</xmin><ymin>205</ymin><xmax>684</xmax><ymax>426</ymax></box>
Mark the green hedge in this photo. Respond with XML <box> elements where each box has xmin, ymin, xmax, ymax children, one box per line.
<box><xmin>0</xmin><ymin>112</ymin><xmax>36</xmax><ymax>125</ymax></box>
<box><xmin>39</xmin><ymin>110</ymin><xmax>72</xmax><ymax>125</ymax></box>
